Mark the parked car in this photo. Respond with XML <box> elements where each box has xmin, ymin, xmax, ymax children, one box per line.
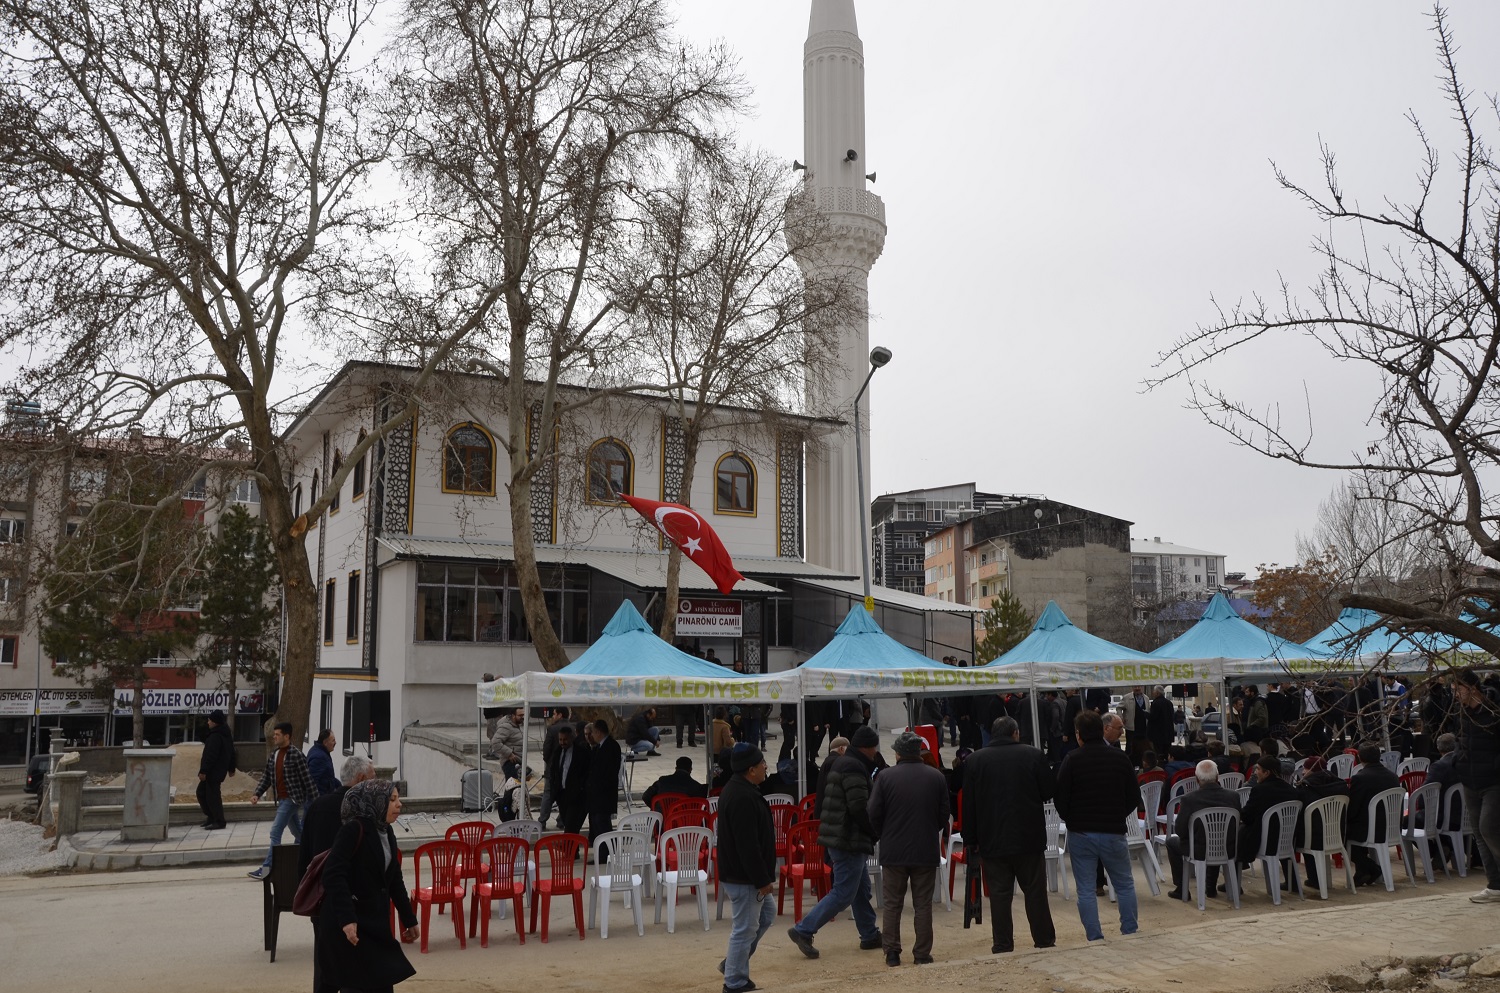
<box><xmin>24</xmin><ymin>754</ymin><xmax>49</xmax><ymax>795</ymax></box>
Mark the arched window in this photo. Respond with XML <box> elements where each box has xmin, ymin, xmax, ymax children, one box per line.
<box><xmin>715</xmin><ymin>452</ymin><xmax>755</xmax><ymax>515</ymax></box>
<box><xmin>329</xmin><ymin>451</ymin><xmax>343</xmax><ymax>512</ymax></box>
<box><xmin>444</xmin><ymin>423</ymin><xmax>495</xmax><ymax>495</ymax></box>
<box><xmin>586</xmin><ymin>438</ymin><xmax>632</xmax><ymax>504</ymax></box>
<box><xmin>292</xmin><ymin>483</ymin><xmax>303</xmax><ymax>519</ymax></box>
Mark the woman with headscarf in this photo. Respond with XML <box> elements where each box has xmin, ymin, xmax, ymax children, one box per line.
<box><xmin>318</xmin><ymin>779</ymin><xmax>420</xmax><ymax>993</ymax></box>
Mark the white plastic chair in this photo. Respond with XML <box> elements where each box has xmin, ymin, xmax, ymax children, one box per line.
<box><xmin>1401</xmin><ymin>781</ymin><xmax>1444</xmax><ymax>883</ymax></box>
<box><xmin>1122</xmin><ymin>810</ymin><xmax>1163</xmax><ymax>896</ymax></box>
<box><xmin>1379</xmin><ymin>751</ymin><xmax>1402</xmax><ymax>776</ymax></box>
<box><xmin>1138</xmin><ymin>781</ymin><xmax>1164</xmax><ymax>840</ymax></box>
<box><xmin>1219</xmin><ymin>772</ymin><xmax>1245</xmax><ymax>792</ymax></box>
<box><xmin>1237</xmin><ymin>785</ymin><xmax>1253</xmax><ymax>807</ymax></box>
<box><xmin>1153</xmin><ymin>795</ymin><xmax>1185</xmax><ymax>863</ymax></box>
<box><xmin>1439</xmin><ymin>784</ymin><xmax>1471</xmax><ymax>877</ymax></box>
<box><xmin>587</xmin><ymin>830</ymin><xmax>647</xmax><ymax>938</ymax></box>
<box><xmin>707</xmin><ymin>795</ymin><xmax>720</xmax><ymax>815</ymax></box>
<box><xmin>1297</xmin><ymin>795</ymin><xmax>1354</xmax><ymax>899</ymax></box>
<box><xmin>1327</xmin><ymin>754</ymin><xmax>1356</xmax><ymax>781</ymax></box>
<box><xmin>1181</xmin><ymin>807</ymin><xmax>1242</xmax><ymax>910</ymax></box>
<box><xmin>655</xmin><ymin>826</ymin><xmax>712</xmax><ymax>933</ymax></box>
<box><xmin>1251</xmin><ymin>799</ymin><xmax>1304</xmax><ymax>905</ymax></box>
<box><xmin>1397</xmin><ymin>757</ymin><xmax>1429</xmax><ymax>776</ymax></box>
<box><xmin>618</xmin><ymin>811</ymin><xmax>663</xmax><ymax>898</ymax></box>
<box><xmin>1348</xmin><ymin>787</ymin><xmax>1412</xmax><ymax>892</ymax></box>
<box><xmin>1157</xmin><ymin>779</ymin><xmax>1196</xmax><ymax>836</ymax></box>
<box><xmin>1043</xmin><ymin>801</ymin><xmax>1069</xmax><ymax>898</ymax></box>
<box><xmin>764</xmin><ymin>793</ymin><xmax>795</xmax><ymax>807</ymax></box>
<box><xmin>934</xmin><ymin>827</ymin><xmax>951</xmax><ymax>911</ymax></box>
<box><xmin>494</xmin><ymin>819</ymin><xmax>542</xmax><ymax>913</ymax></box>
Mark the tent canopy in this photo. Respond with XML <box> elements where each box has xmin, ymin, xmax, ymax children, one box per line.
<box><xmin>796</xmin><ymin>605</ymin><xmax>1020</xmax><ymax>697</ymax></box>
<box><xmin>477</xmin><ymin>601</ymin><xmax>796</xmax><ymax>707</ymax></box>
<box><xmin>988</xmin><ymin>600</ymin><xmax>1217</xmax><ymax>689</ymax></box>
<box><xmin>1152</xmin><ymin>593</ymin><xmax>1326</xmax><ymax>663</ymax></box>
<box><xmin>1304</xmin><ymin>608</ymin><xmax>1445</xmax><ymax>658</ymax></box>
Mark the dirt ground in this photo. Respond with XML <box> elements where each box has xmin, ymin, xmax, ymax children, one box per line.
<box><xmin>101</xmin><ymin>742</ymin><xmax>259</xmax><ymax>801</ymax></box>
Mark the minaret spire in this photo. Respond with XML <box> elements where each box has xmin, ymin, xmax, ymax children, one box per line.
<box><xmin>798</xmin><ymin>0</ymin><xmax>887</xmax><ymax>577</ymax></box>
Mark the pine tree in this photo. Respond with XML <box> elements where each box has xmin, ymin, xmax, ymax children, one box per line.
<box><xmin>976</xmin><ymin>590</ymin><xmax>1034</xmax><ymax>664</ymax></box>
<box><xmin>198</xmin><ymin>506</ymin><xmax>281</xmax><ymax>722</ymax></box>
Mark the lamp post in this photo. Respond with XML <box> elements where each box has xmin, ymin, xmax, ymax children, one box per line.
<box><xmin>854</xmin><ymin>346</ymin><xmax>892</xmax><ymax>610</ymax></box>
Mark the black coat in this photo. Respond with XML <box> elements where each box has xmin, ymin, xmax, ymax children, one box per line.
<box><xmin>1055</xmin><ymin>740</ymin><xmax>1140</xmax><ymax>835</ymax></box>
<box><xmin>586</xmin><ymin>735</ymin><xmax>622</xmax><ymax>815</ymax></box>
<box><xmin>642</xmin><ymin>770</ymin><xmax>706</xmax><ymax>807</ymax></box>
<box><xmin>199</xmin><ymin>723</ymin><xmax>235</xmax><ymax>781</ymax></box>
<box><xmin>868</xmin><ymin>757</ymin><xmax>949</xmax><ymax>866</ymax></box>
<box><xmin>317</xmin><ymin>817</ymin><xmax>417</xmax><ymax>992</ymax></box>
<box><xmin>1455</xmin><ymin>687</ymin><xmax>1500</xmax><ymax>790</ymax></box>
<box><xmin>299</xmin><ymin>786</ymin><xmax>351</xmax><ymax>879</ymax></box>
<box><xmin>1174</xmin><ymin>783</ymin><xmax>1242</xmax><ymax>860</ymax></box>
<box><xmin>1147</xmin><ymin>696</ymin><xmax>1175</xmax><ymax>744</ymax></box>
<box><xmin>959</xmin><ymin>737</ymin><xmax>1053</xmax><ymax>858</ymax></box>
<box><xmin>818</xmin><ymin>749</ymin><xmax>876</xmax><ymax>855</ymax></box>
<box><xmin>716</xmin><ymin>774</ymin><xmax>775</xmax><ymax>888</ymax></box>
<box><xmin>1347</xmin><ymin>763</ymin><xmax>1402</xmax><ymax>843</ymax></box>
<box><xmin>1238</xmin><ymin>776</ymin><xmax>1302</xmax><ymax>858</ymax></box>
<box><xmin>548</xmin><ymin>738</ymin><xmax>590</xmax><ymax>813</ymax></box>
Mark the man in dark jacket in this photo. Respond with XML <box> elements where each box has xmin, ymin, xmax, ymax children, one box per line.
<box><xmin>1147</xmin><ymin>685</ymin><xmax>1175</xmax><ymax>759</ymax></box>
<box><xmin>1347</xmin><ymin>742</ymin><xmax>1402</xmax><ymax>887</ymax></box>
<box><xmin>195</xmin><ymin>709</ymin><xmax>235</xmax><ymax>830</ymax></box>
<box><xmin>787</xmin><ymin>724</ymin><xmax>881</xmax><ymax>959</ymax></box>
<box><xmin>306</xmin><ymin>728</ymin><xmax>341</xmax><ymax>797</ymax></box>
<box><xmin>1237</xmin><ymin>754</ymin><xmax>1301</xmax><ymax>883</ymax></box>
<box><xmin>868</xmin><ymin>731</ymin><xmax>950</xmax><ymax>967</ymax></box>
<box><xmin>300</xmin><ymin>756</ymin><xmax>375</xmax><ymax>993</ymax></box>
<box><xmin>642</xmin><ymin>756</ymin><xmax>706</xmax><ymax>808</ymax></box>
<box><xmin>626</xmin><ymin>706</ymin><xmax>662</xmax><ymax>755</ymax></box>
<box><xmin>811</xmin><ymin>736</ymin><xmax>848</xmax><ymax>819</ymax></box>
<box><xmin>1295</xmin><ymin>756</ymin><xmax>1349</xmax><ymax>890</ymax></box>
<box><xmin>585</xmin><ymin>719</ymin><xmax>621</xmax><ymax>845</ymax></box>
<box><xmin>962</xmin><ymin>716</ymin><xmax>1055</xmax><ymax>954</ymax></box>
<box><xmin>1453</xmin><ymin>670</ymin><xmax>1500</xmax><ymax>902</ymax></box>
<box><xmin>717</xmin><ymin>744</ymin><xmax>776</xmax><ymax>993</ymax></box>
<box><xmin>1054</xmin><ymin>710</ymin><xmax>1141</xmax><ymax>941</ymax></box>
<box><xmin>549</xmin><ymin>722</ymin><xmax>590</xmax><ymax>833</ymax></box>
<box><xmin>1165</xmin><ymin>759</ymin><xmax>1241</xmax><ymax>899</ymax></box>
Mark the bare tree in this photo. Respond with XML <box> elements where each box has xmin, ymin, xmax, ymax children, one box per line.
<box><xmin>615</xmin><ymin>149</ymin><xmax>855</xmax><ymax>637</ymax></box>
<box><xmin>1151</xmin><ymin>6</ymin><xmax>1500</xmax><ymax>655</ymax></box>
<box><xmin>387</xmin><ymin>0</ymin><xmax>743</xmax><ymax>669</ymax></box>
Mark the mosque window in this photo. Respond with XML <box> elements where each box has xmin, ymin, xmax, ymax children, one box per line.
<box><xmin>715</xmin><ymin>453</ymin><xmax>755</xmax><ymax>515</ymax></box>
<box><xmin>586</xmin><ymin>438</ymin><xmax>632</xmax><ymax>504</ymax></box>
<box><xmin>444</xmin><ymin>423</ymin><xmax>496</xmax><ymax>495</ymax></box>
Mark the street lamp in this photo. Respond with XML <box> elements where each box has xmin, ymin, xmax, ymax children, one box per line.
<box><xmin>854</xmin><ymin>346</ymin><xmax>892</xmax><ymax>610</ymax></box>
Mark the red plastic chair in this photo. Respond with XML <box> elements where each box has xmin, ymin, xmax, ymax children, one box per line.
<box><xmin>778</xmin><ymin>820</ymin><xmax>830</xmax><ymax>921</ymax></box>
<box><xmin>664</xmin><ymin>797</ymin><xmax>712</xmax><ymax>829</ymax></box>
<box><xmin>413</xmin><ymin>840</ymin><xmax>468</xmax><ymax>952</ymax></box>
<box><xmin>770</xmin><ymin>803</ymin><xmax>800</xmax><ymax>864</ymax></box>
<box><xmin>1400</xmin><ymin>770</ymin><xmax>1427</xmax><ymax>795</ymax></box>
<box><xmin>797</xmin><ymin>793</ymin><xmax>817</xmax><ymax>821</ymax></box>
<box><xmin>445</xmin><ymin>820</ymin><xmax>495</xmax><ymax>896</ymax></box>
<box><xmin>650</xmin><ymin>792</ymin><xmax>693</xmax><ymax>818</ymax></box>
<box><xmin>470</xmin><ymin>837</ymin><xmax>528</xmax><ymax>947</ymax></box>
<box><xmin>530</xmin><ymin>833</ymin><xmax>587</xmax><ymax>942</ymax></box>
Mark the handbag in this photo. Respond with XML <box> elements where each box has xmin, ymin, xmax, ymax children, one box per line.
<box><xmin>962</xmin><ymin>856</ymin><xmax>983</xmax><ymax>928</ymax></box>
<box><xmin>293</xmin><ymin>821</ymin><xmax>364</xmax><ymax>917</ymax></box>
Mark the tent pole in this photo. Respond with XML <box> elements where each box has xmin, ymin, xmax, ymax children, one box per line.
<box><xmin>796</xmin><ymin>694</ymin><xmax>807</xmax><ymax>799</ymax></box>
<box><xmin>905</xmin><ymin>693</ymin><xmax>914</xmax><ymax>732</ymax></box>
<box><xmin>1028</xmin><ymin>676</ymin><xmax>1042</xmax><ymax>749</ymax></box>
<box><xmin>519</xmin><ymin>690</ymin><xmax>531</xmax><ymax>821</ymax></box>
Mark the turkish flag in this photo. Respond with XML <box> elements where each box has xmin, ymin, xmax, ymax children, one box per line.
<box><xmin>620</xmin><ymin>494</ymin><xmax>746</xmax><ymax>595</ymax></box>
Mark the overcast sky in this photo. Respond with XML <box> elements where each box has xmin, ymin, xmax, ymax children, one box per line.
<box><xmin>674</xmin><ymin>1</ymin><xmax>1500</xmax><ymax>577</ymax></box>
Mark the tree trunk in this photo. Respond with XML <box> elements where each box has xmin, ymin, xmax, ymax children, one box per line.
<box><xmin>658</xmin><ymin>419</ymin><xmax>702</xmax><ymax>640</ymax></box>
<box><xmin>132</xmin><ymin>670</ymin><xmax>145</xmax><ymax>748</ymax></box>
<box><xmin>509</xmin><ymin>470</ymin><xmax>570</xmax><ymax>670</ymax></box>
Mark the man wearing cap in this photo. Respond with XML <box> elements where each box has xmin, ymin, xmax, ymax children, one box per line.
<box><xmin>196</xmin><ymin>709</ymin><xmax>235</xmax><ymax>830</ymax></box>
<box><xmin>868</xmin><ymin>731</ymin><xmax>949</xmax><ymax>967</ymax></box>
<box><xmin>718</xmin><ymin>743</ymin><xmax>776</xmax><ymax>993</ymax></box>
<box><xmin>812</xmin><ymin>736</ymin><xmax>848</xmax><ymax>819</ymax></box>
<box><xmin>787</xmin><ymin>724</ymin><xmax>882</xmax><ymax>959</ymax></box>
<box><xmin>962</xmin><ymin>716</ymin><xmax>1056</xmax><ymax>954</ymax></box>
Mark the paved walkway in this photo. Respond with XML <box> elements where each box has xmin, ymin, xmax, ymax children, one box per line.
<box><xmin>62</xmin><ymin>811</ymin><xmax>474</xmax><ymax>870</ymax></box>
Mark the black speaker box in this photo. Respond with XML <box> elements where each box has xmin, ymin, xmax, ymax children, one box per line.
<box><xmin>346</xmin><ymin>690</ymin><xmax>391</xmax><ymax>743</ymax></box>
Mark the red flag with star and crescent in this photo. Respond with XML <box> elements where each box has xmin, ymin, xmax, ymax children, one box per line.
<box><xmin>620</xmin><ymin>494</ymin><xmax>746</xmax><ymax>595</ymax></box>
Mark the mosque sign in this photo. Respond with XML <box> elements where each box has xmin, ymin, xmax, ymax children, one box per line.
<box><xmin>675</xmin><ymin>598</ymin><xmax>743</xmax><ymax>638</ymax></box>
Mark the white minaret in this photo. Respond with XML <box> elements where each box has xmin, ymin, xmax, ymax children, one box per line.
<box><xmin>797</xmin><ymin>0</ymin><xmax>887</xmax><ymax>576</ymax></box>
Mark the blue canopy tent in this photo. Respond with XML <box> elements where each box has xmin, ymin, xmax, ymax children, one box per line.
<box><xmin>978</xmin><ymin>600</ymin><xmax>1161</xmax><ymax>746</ymax></box>
<box><xmin>477</xmin><ymin>601</ymin><xmax>791</xmax><ymax>810</ymax></box>
<box><xmin>1303</xmin><ymin>607</ymin><xmax>1446</xmax><ymax>662</ymax></box>
<box><xmin>1152</xmin><ymin>592</ymin><xmax>1329</xmax><ymax>669</ymax></box>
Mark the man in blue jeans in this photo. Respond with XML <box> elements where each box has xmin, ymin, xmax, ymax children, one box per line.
<box><xmin>1053</xmin><ymin>709</ymin><xmax>1141</xmax><ymax>940</ymax></box>
<box><xmin>787</xmin><ymin>724</ymin><xmax>882</xmax><ymax>959</ymax></box>
<box><xmin>247</xmin><ymin>721</ymin><xmax>315</xmax><ymax>879</ymax></box>
<box><xmin>717</xmin><ymin>744</ymin><xmax>776</xmax><ymax>992</ymax></box>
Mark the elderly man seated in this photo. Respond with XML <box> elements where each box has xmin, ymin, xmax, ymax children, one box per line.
<box><xmin>1166</xmin><ymin>759</ymin><xmax>1242</xmax><ymax>900</ymax></box>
